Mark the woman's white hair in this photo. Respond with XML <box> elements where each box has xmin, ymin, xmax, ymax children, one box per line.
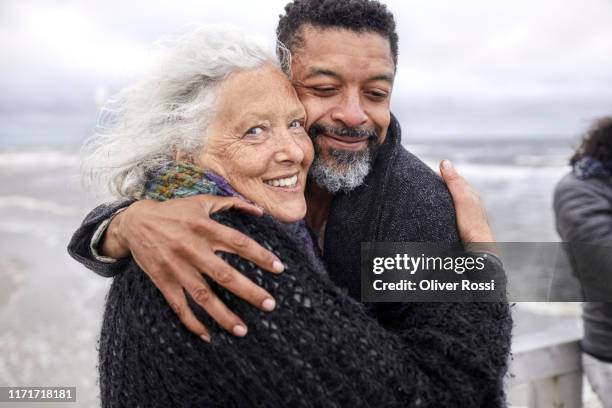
<box><xmin>82</xmin><ymin>25</ymin><xmax>290</xmax><ymax>198</ymax></box>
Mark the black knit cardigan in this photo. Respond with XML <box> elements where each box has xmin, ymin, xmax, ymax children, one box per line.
<box><xmin>100</xmin><ymin>210</ymin><xmax>510</xmax><ymax>408</ymax></box>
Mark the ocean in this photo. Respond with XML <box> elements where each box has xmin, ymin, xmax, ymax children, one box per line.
<box><xmin>0</xmin><ymin>123</ymin><xmax>588</xmax><ymax>405</ymax></box>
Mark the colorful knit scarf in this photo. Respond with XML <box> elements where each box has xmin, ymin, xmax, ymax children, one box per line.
<box><xmin>144</xmin><ymin>161</ymin><xmax>314</xmax><ymax>249</ymax></box>
<box><xmin>145</xmin><ymin>161</ymin><xmax>243</xmax><ymax>201</ymax></box>
<box><xmin>573</xmin><ymin>156</ymin><xmax>612</xmax><ymax>180</ymax></box>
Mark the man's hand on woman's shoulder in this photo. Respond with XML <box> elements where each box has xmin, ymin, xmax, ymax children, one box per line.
<box><xmin>101</xmin><ymin>195</ymin><xmax>284</xmax><ymax>341</ymax></box>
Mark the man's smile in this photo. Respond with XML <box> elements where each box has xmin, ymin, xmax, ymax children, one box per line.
<box><xmin>318</xmin><ymin>133</ymin><xmax>369</xmax><ymax>151</ymax></box>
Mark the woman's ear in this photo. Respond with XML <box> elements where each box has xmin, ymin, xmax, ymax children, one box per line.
<box><xmin>172</xmin><ymin>148</ymin><xmax>194</xmax><ymax>163</ymax></box>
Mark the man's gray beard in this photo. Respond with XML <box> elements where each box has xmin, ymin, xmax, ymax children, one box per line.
<box><xmin>308</xmin><ymin>147</ymin><xmax>373</xmax><ymax>193</ymax></box>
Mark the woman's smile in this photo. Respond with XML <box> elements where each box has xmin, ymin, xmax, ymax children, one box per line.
<box><xmin>263</xmin><ymin>173</ymin><xmax>299</xmax><ymax>189</ymax></box>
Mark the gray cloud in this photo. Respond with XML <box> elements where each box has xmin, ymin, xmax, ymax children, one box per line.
<box><xmin>1</xmin><ymin>0</ymin><xmax>611</xmax><ymax>138</ymax></box>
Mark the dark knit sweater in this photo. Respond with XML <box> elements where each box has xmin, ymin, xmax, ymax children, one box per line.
<box><xmin>322</xmin><ymin>114</ymin><xmax>511</xmax><ymax>406</ymax></box>
<box><xmin>100</xmin><ymin>210</ymin><xmax>509</xmax><ymax>407</ymax></box>
<box><xmin>324</xmin><ymin>114</ymin><xmax>462</xmax><ymax>299</ymax></box>
<box><xmin>68</xmin><ymin>114</ymin><xmax>512</xmax><ymax>407</ymax></box>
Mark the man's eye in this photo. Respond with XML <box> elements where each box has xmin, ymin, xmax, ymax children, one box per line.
<box><xmin>368</xmin><ymin>90</ymin><xmax>389</xmax><ymax>99</ymax></box>
<box><xmin>289</xmin><ymin>119</ymin><xmax>304</xmax><ymax>129</ymax></box>
<box><xmin>312</xmin><ymin>86</ymin><xmax>336</xmax><ymax>93</ymax></box>
<box><xmin>245</xmin><ymin>126</ymin><xmax>264</xmax><ymax>136</ymax></box>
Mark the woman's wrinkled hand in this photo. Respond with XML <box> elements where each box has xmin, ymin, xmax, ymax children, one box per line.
<box><xmin>439</xmin><ymin>160</ymin><xmax>495</xmax><ymax>245</ymax></box>
<box><xmin>102</xmin><ymin>195</ymin><xmax>284</xmax><ymax>342</ymax></box>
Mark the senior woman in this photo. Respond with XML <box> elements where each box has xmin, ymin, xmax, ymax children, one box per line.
<box><xmin>80</xmin><ymin>27</ymin><xmax>506</xmax><ymax>407</ymax></box>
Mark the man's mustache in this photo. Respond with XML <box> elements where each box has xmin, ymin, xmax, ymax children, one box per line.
<box><xmin>308</xmin><ymin>122</ymin><xmax>380</xmax><ymax>141</ymax></box>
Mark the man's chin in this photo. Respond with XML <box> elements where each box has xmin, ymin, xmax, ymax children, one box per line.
<box><xmin>308</xmin><ymin>151</ymin><xmax>373</xmax><ymax>194</ymax></box>
<box><xmin>316</xmin><ymin>161</ymin><xmax>352</xmax><ymax>175</ymax></box>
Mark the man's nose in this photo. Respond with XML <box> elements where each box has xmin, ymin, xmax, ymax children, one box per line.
<box><xmin>330</xmin><ymin>91</ymin><xmax>368</xmax><ymax>128</ymax></box>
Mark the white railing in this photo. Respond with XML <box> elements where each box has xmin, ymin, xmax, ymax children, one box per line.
<box><xmin>508</xmin><ymin>319</ymin><xmax>584</xmax><ymax>408</ymax></box>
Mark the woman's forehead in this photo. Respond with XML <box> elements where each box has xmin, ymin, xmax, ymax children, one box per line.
<box><xmin>217</xmin><ymin>64</ymin><xmax>303</xmax><ymax>119</ymax></box>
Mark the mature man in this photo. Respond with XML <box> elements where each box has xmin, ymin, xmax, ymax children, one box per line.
<box><xmin>69</xmin><ymin>0</ymin><xmax>511</xmax><ymax>405</ymax></box>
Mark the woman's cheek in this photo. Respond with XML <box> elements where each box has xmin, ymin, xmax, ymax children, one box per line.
<box><xmin>234</xmin><ymin>145</ymin><xmax>271</xmax><ymax>179</ymax></box>
<box><xmin>301</xmin><ymin>137</ymin><xmax>315</xmax><ymax>167</ymax></box>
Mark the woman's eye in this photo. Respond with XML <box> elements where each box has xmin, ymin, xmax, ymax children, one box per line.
<box><xmin>289</xmin><ymin>120</ymin><xmax>304</xmax><ymax>129</ymax></box>
<box><xmin>245</xmin><ymin>126</ymin><xmax>264</xmax><ymax>136</ymax></box>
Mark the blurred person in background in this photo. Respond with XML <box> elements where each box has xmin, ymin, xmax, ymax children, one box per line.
<box><xmin>554</xmin><ymin>116</ymin><xmax>612</xmax><ymax>407</ymax></box>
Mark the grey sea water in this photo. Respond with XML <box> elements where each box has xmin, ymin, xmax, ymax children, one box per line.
<box><xmin>408</xmin><ymin>137</ymin><xmax>575</xmax><ymax>242</ymax></box>
<box><xmin>0</xmin><ymin>135</ymin><xmax>582</xmax><ymax>406</ymax></box>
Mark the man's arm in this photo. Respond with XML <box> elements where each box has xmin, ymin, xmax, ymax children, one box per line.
<box><xmin>70</xmin><ymin>159</ymin><xmax>502</xmax><ymax>341</ymax></box>
<box><xmin>68</xmin><ymin>200</ymin><xmax>135</xmax><ymax>277</ymax></box>
<box><xmin>68</xmin><ymin>195</ymin><xmax>285</xmax><ymax>341</ymax></box>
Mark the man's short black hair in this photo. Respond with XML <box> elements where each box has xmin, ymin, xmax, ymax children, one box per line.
<box><xmin>276</xmin><ymin>0</ymin><xmax>399</xmax><ymax>67</ymax></box>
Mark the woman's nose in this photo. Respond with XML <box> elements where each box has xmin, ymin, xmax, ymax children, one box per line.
<box><xmin>274</xmin><ymin>130</ymin><xmax>305</xmax><ymax>164</ymax></box>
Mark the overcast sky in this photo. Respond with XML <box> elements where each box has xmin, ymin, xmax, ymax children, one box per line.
<box><xmin>1</xmin><ymin>0</ymin><xmax>611</xmax><ymax>139</ymax></box>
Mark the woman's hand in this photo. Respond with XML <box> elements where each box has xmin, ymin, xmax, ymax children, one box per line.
<box><xmin>102</xmin><ymin>195</ymin><xmax>285</xmax><ymax>341</ymax></box>
<box><xmin>439</xmin><ymin>160</ymin><xmax>495</xmax><ymax>244</ymax></box>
